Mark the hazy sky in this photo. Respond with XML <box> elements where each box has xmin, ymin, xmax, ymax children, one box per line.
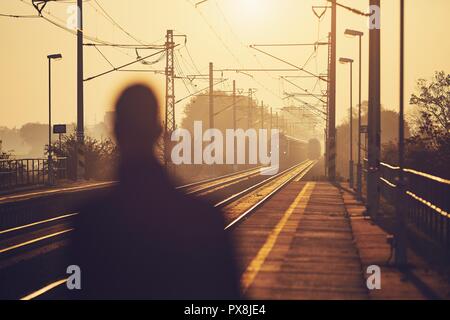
<box><xmin>1</xmin><ymin>0</ymin><xmax>449</xmax><ymax>130</ymax></box>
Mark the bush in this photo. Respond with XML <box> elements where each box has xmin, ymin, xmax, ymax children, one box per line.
<box><xmin>52</xmin><ymin>133</ymin><xmax>119</xmax><ymax>181</ymax></box>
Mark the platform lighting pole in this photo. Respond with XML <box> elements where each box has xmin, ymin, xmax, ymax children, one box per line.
<box><xmin>339</xmin><ymin>57</ymin><xmax>354</xmax><ymax>188</ymax></box>
<box><xmin>344</xmin><ymin>29</ymin><xmax>364</xmax><ymax>198</ymax></box>
<box><xmin>47</xmin><ymin>53</ymin><xmax>62</xmax><ymax>186</ymax></box>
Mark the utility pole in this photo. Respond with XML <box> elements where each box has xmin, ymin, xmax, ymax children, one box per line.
<box><xmin>76</xmin><ymin>0</ymin><xmax>85</xmax><ymax>180</ymax></box>
<box><xmin>165</xmin><ymin>30</ymin><xmax>175</xmax><ymax>165</ymax></box>
<box><xmin>248</xmin><ymin>89</ymin><xmax>253</xmax><ymax>129</ymax></box>
<box><xmin>270</xmin><ymin>108</ymin><xmax>273</xmax><ymax>132</ymax></box>
<box><xmin>327</xmin><ymin>0</ymin><xmax>337</xmax><ymax>181</ymax></box>
<box><xmin>349</xmin><ymin>61</ymin><xmax>354</xmax><ymax>189</ymax></box>
<box><xmin>232</xmin><ymin>80</ymin><xmax>236</xmax><ymax>130</ymax></box>
<box><xmin>367</xmin><ymin>0</ymin><xmax>381</xmax><ymax>218</ymax></box>
<box><xmin>260</xmin><ymin>100</ymin><xmax>264</xmax><ymax>129</ymax></box>
<box><xmin>396</xmin><ymin>0</ymin><xmax>407</xmax><ymax>267</ymax></box>
<box><xmin>276</xmin><ymin>112</ymin><xmax>279</xmax><ymax>130</ymax></box>
<box><xmin>209</xmin><ymin>62</ymin><xmax>214</xmax><ymax>129</ymax></box>
<box><xmin>48</xmin><ymin>57</ymin><xmax>53</xmax><ymax>185</ymax></box>
<box><xmin>232</xmin><ymin>80</ymin><xmax>237</xmax><ymax>171</ymax></box>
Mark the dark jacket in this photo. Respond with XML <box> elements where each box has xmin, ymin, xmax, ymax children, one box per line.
<box><xmin>71</xmin><ymin>158</ymin><xmax>240</xmax><ymax>299</ymax></box>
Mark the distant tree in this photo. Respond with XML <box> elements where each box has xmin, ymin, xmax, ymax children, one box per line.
<box><xmin>0</xmin><ymin>150</ymin><xmax>11</xmax><ymax>160</ymax></box>
<box><xmin>0</xmin><ymin>127</ymin><xmax>29</xmax><ymax>156</ymax></box>
<box><xmin>19</xmin><ymin>123</ymin><xmax>47</xmax><ymax>157</ymax></box>
<box><xmin>180</xmin><ymin>91</ymin><xmax>273</xmax><ymax>133</ymax></box>
<box><xmin>406</xmin><ymin>71</ymin><xmax>450</xmax><ymax>177</ymax></box>
<box><xmin>410</xmin><ymin>71</ymin><xmax>450</xmax><ymax>146</ymax></box>
<box><xmin>337</xmin><ymin>105</ymin><xmax>411</xmax><ymax>179</ymax></box>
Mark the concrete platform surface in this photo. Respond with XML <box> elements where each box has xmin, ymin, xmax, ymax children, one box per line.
<box><xmin>233</xmin><ymin>181</ymin><xmax>449</xmax><ymax>300</ymax></box>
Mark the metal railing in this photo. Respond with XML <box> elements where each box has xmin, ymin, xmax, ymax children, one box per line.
<box><xmin>361</xmin><ymin>159</ymin><xmax>449</xmax><ymax>249</ymax></box>
<box><xmin>378</xmin><ymin>162</ymin><xmax>449</xmax><ymax>249</ymax></box>
<box><xmin>0</xmin><ymin>157</ymin><xmax>67</xmax><ymax>191</ymax></box>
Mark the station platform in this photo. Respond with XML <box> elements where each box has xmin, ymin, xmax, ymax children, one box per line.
<box><xmin>233</xmin><ymin>181</ymin><xmax>450</xmax><ymax>300</ymax></box>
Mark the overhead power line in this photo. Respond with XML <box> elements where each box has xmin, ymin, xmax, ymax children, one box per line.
<box><xmin>84</xmin><ymin>47</ymin><xmax>168</xmax><ymax>82</ymax></box>
<box><xmin>187</xmin><ymin>0</ymin><xmax>284</xmax><ymax>101</ymax></box>
<box><xmin>84</xmin><ymin>43</ymin><xmax>165</xmax><ymax>49</ymax></box>
<box><xmin>92</xmin><ymin>0</ymin><xmax>148</xmax><ymax>45</ymax></box>
<box><xmin>0</xmin><ymin>13</ymin><xmax>40</xmax><ymax>18</ymax></box>
<box><xmin>250</xmin><ymin>45</ymin><xmax>328</xmax><ymax>83</ymax></box>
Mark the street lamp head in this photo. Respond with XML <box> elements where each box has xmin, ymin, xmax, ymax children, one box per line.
<box><xmin>344</xmin><ymin>29</ymin><xmax>364</xmax><ymax>37</ymax></box>
<box><xmin>47</xmin><ymin>53</ymin><xmax>63</xmax><ymax>60</ymax></box>
<box><xmin>339</xmin><ymin>57</ymin><xmax>354</xmax><ymax>64</ymax></box>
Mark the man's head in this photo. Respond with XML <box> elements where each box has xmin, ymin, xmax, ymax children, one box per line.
<box><xmin>114</xmin><ymin>84</ymin><xmax>162</xmax><ymax>158</ymax></box>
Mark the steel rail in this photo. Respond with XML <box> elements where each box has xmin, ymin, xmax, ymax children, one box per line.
<box><xmin>224</xmin><ymin>160</ymin><xmax>316</xmax><ymax>230</ymax></box>
<box><xmin>0</xmin><ymin>167</ymin><xmax>268</xmax><ymax>255</ymax></box>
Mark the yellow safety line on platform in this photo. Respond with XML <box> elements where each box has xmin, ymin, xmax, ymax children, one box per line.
<box><xmin>241</xmin><ymin>182</ymin><xmax>315</xmax><ymax>293</ymax></box>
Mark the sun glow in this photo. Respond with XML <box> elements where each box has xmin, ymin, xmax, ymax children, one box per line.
<box><xmin>240</xmin><ymin>0</ymin><xmax>268</xmax><ymax>16</ymax></box>
<box><xmin>226</xmin><ymin>0</ymin><xmax>270</xmax><ymax>29</ymax></box>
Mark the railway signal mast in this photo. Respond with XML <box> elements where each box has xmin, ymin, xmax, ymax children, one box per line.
<box><xmin>164</xmin><ymin>30</ymin><xmax>175</xmax><ymax>166</ymax></box>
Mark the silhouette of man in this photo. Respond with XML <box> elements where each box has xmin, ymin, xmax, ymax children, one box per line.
<box><xmin>72</xmin><ymin>84</ymin><xmax>240</xmax><ymax>299</ymax></box>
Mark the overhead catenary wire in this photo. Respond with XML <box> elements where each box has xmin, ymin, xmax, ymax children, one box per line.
<box><xmin>12</xmin><ymin>0</ymin><xmax>170</xmax><ymax>79</ymax></box>
<box><xmin>186</xmin><ymin>0</ymin><xmax>284</xmax><ymax>102</ymax></box>
<box><xmin>214</xmin><ymin>96</ymin><xmax>248</xmax><ymax>117</ymax></box>
<box><xmin>84</xmin><ymin>47</ymin><xmax>168</xmax><ymax>81</ymax></box>
<box><xmin>84</xmin><ymin>43</ymin><xmax>165</xmax><ymax>49</ymax></box>
<box><xmin>184</xmin><ymin>46</ymin><xmax>202</xmax><ymax>74</ymax></box>
<box><xmin>213</xmin><ymin>1</ymin><xmax>277</xmax><ymax>81</ymax></box>
<box><xmin>0</xmin><ymin>13</ymin><xmax>40</xmax><ymax>18</ymax></box>
<box><xmin>17</xmin><ymin>0</ymin><xmax>163</xmax><ymax>47</ymax></box>
<box><xmin>213</xmin><ymin>0</ymin><xmax>290</xmax><ymax>99</ymax></box>
<box><xmin>175</xmin><ymin>78</ymin><xmax>228</xmax><ymax>104</ymax></box>
<box><xmin>93</xmin><ymin>45</ymin><xmax>115</xmax><ymax>68</ymax></box>
<box><xmin>174</xmin><ymin>52</ymin><xmax>193</xmax><ymax>94</ymax></box>
<box><xmin>281</xmin><ymin>77</ymin><xmax>327</xmax><ymax>104</ymax></box>
<box><xmin>250</xmin><ymin>45</ymin><xmax>328</xmax><ymax>83</ymax></box>
<box><xmin>92</xmin><ymin>0</ymin><xmax>149</xmax><ymax>45</ymax></box>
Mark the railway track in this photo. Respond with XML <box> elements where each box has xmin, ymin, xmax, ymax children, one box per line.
<box><xmin>0</xmin><ymin>166</ymin><xmax>264</xmax><ymax>250</ymax></box>
<box><xmin>0</xmin><ymin>160</ymin><xmax>317</xmax><ymax>299</ymax></box>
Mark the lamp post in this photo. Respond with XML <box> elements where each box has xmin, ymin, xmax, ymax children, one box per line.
<box><xmin>344</xmin><ymin>29</ymin><xmax>364</xmax><ymax>198</ymax></box>
<box><xmin>47</xmin><ymin>53</ymin><xmax>62</xmax><ymax>185</ymax></box>
<box><xmin>339</xmin><ymin>57</ymin><xmax>354</xmax><ymax>188</ymax></box>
